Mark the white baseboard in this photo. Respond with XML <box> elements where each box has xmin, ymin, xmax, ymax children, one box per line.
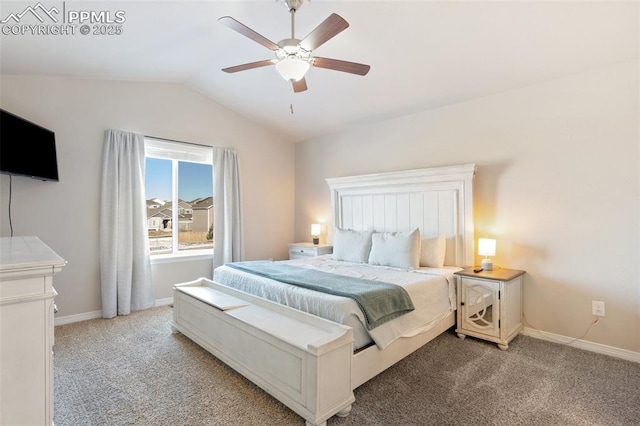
<box><xmin>521</xmin><ymin>327</ymin><xmax>640</xmax><ymax>364</ymax></box>
<box><xmin>54</xmin><ymin>309</ymin><xmax>103</xmax><ymax>326</ymax></box>
<box><xmin>155</xmin><ymin>297</ymin><xmax>174</xmax><ymax>307</ymax></box>
<box><xmin>54</xmin><ymin>297</ymin><xmax>174</xmax><ymax>326</ymax></box>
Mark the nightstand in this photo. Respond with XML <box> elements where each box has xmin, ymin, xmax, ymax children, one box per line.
<box><xmin>288</xmin><ymin>243</ymin><xmax>333</xmax><ymax>260</ymax></box>
<box><xmin>454</xmin><ymin>268</ymin><xmax>525</xmax><ymax>350</ymax></box>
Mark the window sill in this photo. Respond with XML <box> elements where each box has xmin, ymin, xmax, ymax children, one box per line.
<box><xmin>150</xmin><ymin>251</ymin><xmax>214</xmax><ymax>264</ymax></box>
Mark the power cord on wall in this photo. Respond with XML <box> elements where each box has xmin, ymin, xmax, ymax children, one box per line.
<box><xmin>523</xmin><ymin>312</ymin><xmax>600</xmax><ymax>346</ymax></box>
<box><xmin>8</xmin><ymin>175</ymin><xmax>14</xmax><ymax>237</ymax></box>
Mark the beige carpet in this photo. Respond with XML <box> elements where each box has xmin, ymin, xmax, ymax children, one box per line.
<box><xmin>54</xmin><ymin>306</ymin><xmax>640</xmax><ymax>425</ymax></box>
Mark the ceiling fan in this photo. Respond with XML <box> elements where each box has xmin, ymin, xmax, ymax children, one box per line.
<box><xmin>218</xmin><ymin>0</ymin><xmax>370</xmax><ymax>93</ymax></box>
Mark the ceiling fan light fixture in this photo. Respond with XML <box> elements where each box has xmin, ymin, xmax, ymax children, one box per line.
<box><xmin>275</xmin><ymin>56</ymin><xmax>310</xmax><ymax>82</ymax></box>
<box><xmin>219</xmin><ymin>6</ymin><xmax>370</xmax><ymax>93</ymax></box>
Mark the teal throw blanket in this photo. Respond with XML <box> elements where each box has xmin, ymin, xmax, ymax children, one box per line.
<box><xmin>225</xmin><ymin>261</ymin><xmax>415</xmax><ymax>330</ymax></box>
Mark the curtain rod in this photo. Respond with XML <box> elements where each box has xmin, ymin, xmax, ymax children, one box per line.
<box><xmin>145</xmin><ymin>135</ymin><xmax>213</xmax><ymax>149</ymax></box>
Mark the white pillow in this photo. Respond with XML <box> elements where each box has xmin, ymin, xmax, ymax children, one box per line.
<box><xmin>332</xmin><ymin>229</ymin><xmax>374</xmax><ymax>263</ymax></box>
<box><xmin>368</xmin><ymin>228</ymin><xmax>421</xmax><ymax>270</ymax></box>
<box><xmin>420</xmin><ymin>235</ymin><xmax>447</xmax><ymax>267</ymax></box>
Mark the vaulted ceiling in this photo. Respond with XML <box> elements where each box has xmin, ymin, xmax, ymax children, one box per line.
<box><xmin>1</xmin><ymin>1</ymin><xmax>637</xmax><ymax>142</ymax></box>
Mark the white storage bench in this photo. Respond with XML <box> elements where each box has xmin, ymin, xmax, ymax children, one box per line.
<box><xmin>171</xmin><ymin>278</ymin><xmax>355</xmax><ymax>426</ymax></box>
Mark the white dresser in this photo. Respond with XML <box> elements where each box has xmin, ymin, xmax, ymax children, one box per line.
<box><xmin>0</xmin><ymin>236</ymin><xmax>66</xmax><ymax>425</ymax></box>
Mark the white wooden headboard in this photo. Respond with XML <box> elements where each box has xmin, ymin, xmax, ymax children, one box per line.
<box><xmin>325</xmin><ymin>164</ymin><xmax>476</xmax><ymax>267</ymax></box>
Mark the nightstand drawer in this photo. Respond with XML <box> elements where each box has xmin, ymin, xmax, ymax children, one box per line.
<box><xmin>288</xmin><ymin>243</ymin><xmax>333</xmax><ymax>260</ymax></box>
<box><xmin>290</xmin><ymin>247</ymin><xmax>315</xmax><ymax>257</ymax></box>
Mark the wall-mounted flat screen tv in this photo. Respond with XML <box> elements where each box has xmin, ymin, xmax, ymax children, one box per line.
<box><xmin>0</xmin><ymin>109</ymin><xmax>59</xmax><ymax>181</ymax></box>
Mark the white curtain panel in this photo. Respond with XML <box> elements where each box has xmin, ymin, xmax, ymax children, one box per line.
<box><xmin>213</xmin><ymin>147</ymin><xmax>244</xmax><ymax>268</ymax></box>
<box><xmin>100</xmin><ymin>130</ymin><xmax>154</xmax><ymax>318</ymax></box>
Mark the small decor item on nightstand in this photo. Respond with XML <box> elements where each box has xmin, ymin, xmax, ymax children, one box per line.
<box><xmin>311</xmin><ymin>223</ymin><xmax>321</xmax><ymax>245</ymax></box>
<box><xmin>478</xmin><ymin>238</ymin><xmax>496</xmax><ymax>271</ymax></box>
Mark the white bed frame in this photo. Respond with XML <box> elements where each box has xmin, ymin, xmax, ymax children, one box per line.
<box><xmin>172</xmin><ymin>164</ymin><xmax>476</xmax><ymax>426</ymax></box>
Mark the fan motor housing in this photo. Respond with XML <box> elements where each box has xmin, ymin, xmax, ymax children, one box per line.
<box><xmin>284</xmin><ymin>0</ymin><xmax>305</xmax><ymax>11</ymax></box>
<box><xmin>276</xmin><ymin>38</ymin><xmax>310</xmax><ymax>60</ymax></box>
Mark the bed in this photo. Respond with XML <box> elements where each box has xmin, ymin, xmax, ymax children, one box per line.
<box><xmin>172</xmin><ymin>163</ymin><xmax>476</xmax><ymax>426</ymax></box>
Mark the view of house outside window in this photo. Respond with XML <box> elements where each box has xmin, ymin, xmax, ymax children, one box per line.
<box><xmin>145</xmin><ymin>157</ymin><xmax>214</xmax><ymax>256</ymax></box>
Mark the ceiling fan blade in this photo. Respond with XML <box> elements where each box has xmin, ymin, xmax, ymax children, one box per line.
<box><xmin>222</xmin><ymin>59</ymin><xmax>276</xmax><ymax>73</ymax></box>
<box><xmin>299</xmin><ymin>13</ymin><xmax>349</xmax><ymax>51</ymax></box>
<box><xmin>312</xmin><ymin>57</ymin><xmax>370</xmax><ymax>76</ymax></box>
<box><xmin>292</xmin><ymin>78</ymin><xmax>308</xmax><ymax>93</ymax></box>
<box><xmin>219</xmin><ymin>16</ymin><xmax>280</xmax><ymax>51</ymax></box>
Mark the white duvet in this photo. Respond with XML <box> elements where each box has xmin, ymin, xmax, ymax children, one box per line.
<box><xmin>213</xmin><ymin>255</ymin><xmax>459</xmax><ymax>350</ymax></box>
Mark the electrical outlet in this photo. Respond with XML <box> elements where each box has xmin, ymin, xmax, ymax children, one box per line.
<box><xmin>592</xmin><ymin>300</ymin><xmax>605</xmax><ymax>317</ymax></box>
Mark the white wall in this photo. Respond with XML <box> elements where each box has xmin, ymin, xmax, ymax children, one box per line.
<box><xmin>0</xmin><ymin>75</ymin><xmax>295</xmax><ymax>317</ymax></box>
<box><xmin>2</xmin><ymin>62</ymin><xmax>638</xmax><ymax>354</ymax></box>
<box><xmin>294</xmin><ymin>61</ymin><xmax>640</xmax><ymax>353</ymax></box>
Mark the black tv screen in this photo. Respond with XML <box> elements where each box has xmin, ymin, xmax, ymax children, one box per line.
<box><xmin>0</xmin><ymin>109</ymin><xmax>59</xmax><ymax>181</ymax></box>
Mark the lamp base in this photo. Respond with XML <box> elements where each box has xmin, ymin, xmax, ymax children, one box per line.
<box><xmin>481</xmin><ymin>258</ymin><xmax>493</xmax><ymax>271</ymax></box>
<box><xmin>312</xmin><ymin>237</ymin><xmax>319</xmax><ymax>245</ymax></box>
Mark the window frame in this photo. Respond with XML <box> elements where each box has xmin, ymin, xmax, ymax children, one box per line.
<box><xmin>144</xmin><ymin>137</ymin><xmax>214</xmax><ymax>262</ymax></box>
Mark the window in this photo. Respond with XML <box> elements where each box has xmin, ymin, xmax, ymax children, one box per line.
<box><xmin>145</xmin><ymin>138</ymin><xmax>214</xmax><ymax>257</ymax></box>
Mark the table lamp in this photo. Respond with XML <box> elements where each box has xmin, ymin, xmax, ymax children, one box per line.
<box><xmin>478</xmin><ymin>238</ymin><xmax>496</xmax><ymax>271</ymax></box>
<box><xmin>311</xmin><ymin>224</ymin><xmax>321</xmax><ymax>245</ymax></box>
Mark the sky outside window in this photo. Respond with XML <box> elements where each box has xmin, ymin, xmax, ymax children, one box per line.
<box><xmin>145</xmin><ymin>158</ymin><xmax>212</xmax><ymax>201</ymax></box>
<box><xmin>179</xmin><ymin>162</ymin><xmax>213</xmax><ymax>201</ymax></box>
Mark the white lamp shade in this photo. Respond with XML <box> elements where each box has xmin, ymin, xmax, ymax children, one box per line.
<box><xmin>311</xmin><ymin>224</ymin><xmax>321</xmax><ymax>236</ymax></box>
<box><xmin>478</xmin><ymin>238</ymin><xmax>496</xmax><ymax>257</ymax></box>
<box><xmin>275</xmin><ymin>57</ymin><xmax>310</xmax><ymax>82</ymax></box>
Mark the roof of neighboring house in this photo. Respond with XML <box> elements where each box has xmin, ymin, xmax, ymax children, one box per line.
<box><xmin>147</xmin><ymin>199</ymin><xmax>206</xmax><ymax>220</ymax></box>
<box><xmin>193</xmin><ymin>197</ymin><xmax>213</xmax><ymax>210</ymax></box>
<box><xmin>148</xmin><ymin>207</ymin><xmax>192</xmax><ymax>221</ymax></box>
<box><xmin>146</xmin><ymin>199</ymin><xmax>164</xmax><ymax>209</ymax></box>
<box><xmin>148</xmin><ymin>208</ymin><xmax>172</xmax><ymax>219</ymax></box>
